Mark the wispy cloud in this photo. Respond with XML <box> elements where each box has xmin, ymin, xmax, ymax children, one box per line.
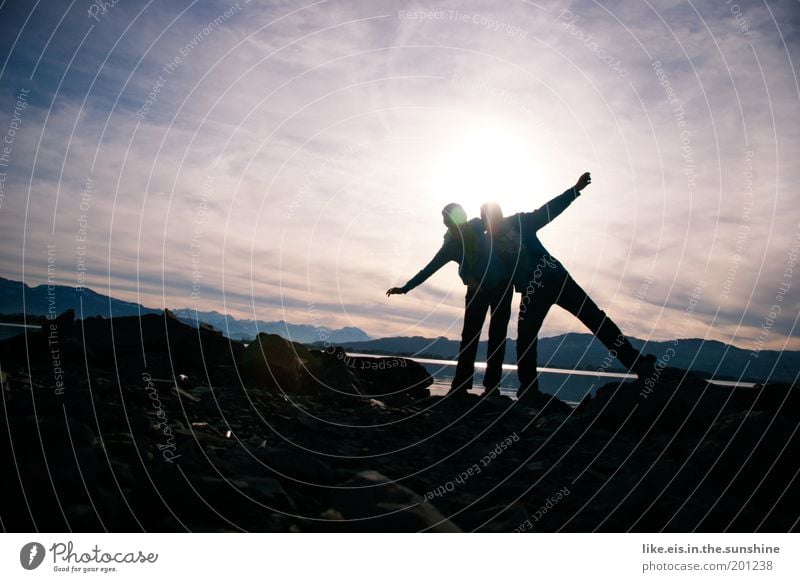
<box><xmin>0</xmin><ymin>0</ymin><xmax>797</xmax><ymax>349</ymax></box>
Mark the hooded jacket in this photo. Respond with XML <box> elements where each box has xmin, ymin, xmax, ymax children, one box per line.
<box><xmin>402</xmin><ymin>218</ymin><xmax>503</xmax><ymax>292</ymax></box>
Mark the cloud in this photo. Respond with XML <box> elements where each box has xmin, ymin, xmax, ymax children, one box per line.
<box><xmin>0</xmin><ymin>0</ymin><xmax>797</xmax><ymax>350</ymax></box>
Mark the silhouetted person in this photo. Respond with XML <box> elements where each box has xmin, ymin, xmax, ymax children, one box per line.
<box><xmin>481</xmin><ymin>172</ymin><xmax>654</xmax><ymax>402</ymax></box>
<box><xmin>387</xmin><ymin>204</ymin><xmax>512</xmax><ymax>397</ymax></box>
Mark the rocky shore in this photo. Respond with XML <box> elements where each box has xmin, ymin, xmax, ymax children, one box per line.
<box><xmin>1</xmin><ymin>310</ymin><xmax>798</xmax><ymax>532</ymax></box>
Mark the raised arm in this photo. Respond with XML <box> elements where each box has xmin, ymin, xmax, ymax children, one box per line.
<box><xmin>526</xmin><ymin>172</ymin><xmax>591</xmax><ymax>231</ymax></box>
<box><xmin>387</xmin><ymin>237</ymin><xmax>458</xmax><ymax>296</ymax></box>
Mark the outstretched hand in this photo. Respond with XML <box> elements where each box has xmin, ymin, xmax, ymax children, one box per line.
<box><xmin>575</xmin><ymin>172</ymin><xmax>592</xmax><ymax>192</ymax></box>
<box><xmin>386</xmin><ymin>287</ymin><xmax>406</xmax><ymax>297</ymax></box>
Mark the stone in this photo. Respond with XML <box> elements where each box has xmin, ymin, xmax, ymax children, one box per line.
<box><xmin>332</xmin><ymin>470</ymin><xmax>461</xmax><ymax>532</ymax></box>
<box><xmin>239</xmin><ymin>333</ymin><xmax>320</xmax><ymax>394</ymax></box>
<box><xmin>254</xmin><ymin>446</ymin><xmax>336</xmax><ymax>484</ymax></box>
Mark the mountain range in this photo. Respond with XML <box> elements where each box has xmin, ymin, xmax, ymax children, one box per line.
<box><xmin>1</xmin><ymin>276</ymin><xmax>796</xmax><ymax>383</ymax></box>
<box><xmin>0</xmin><ymin>277</ymin><xmax>370</xmax><ymax>344</ymax></box>
<box><xmin>168</xmin><ymin>307</ymin><xmax>370</xmax><ymax>343</ymax></box>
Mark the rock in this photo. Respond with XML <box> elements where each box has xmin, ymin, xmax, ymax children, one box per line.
<box><xmin>172</xmin><ymin>384</ymin><xmax>200</xmax><ymax>402</ymax></box>
<box><xmin>0</xmin><ymin>311</ymin><xmax>243</xmax><ymax>384</ymax></box>
<box><xmin>513</xmin><ymin>389</ymin><xmax>572</xmax><ymax>415</ymax></box>
<box><xmin>580</xmin><ymin>368</ymin><xmax>793</xmax><ymax>436</ymax></box>
<box><xmin>747</xmin><ymin>383</ymin><xmax>800</xmax><ymax>420</ymax></box>
<box><xmin>239</xmin><ymin>333</ymin><xmax>321</xmax><ymax>393</ymax></box>
<box><xmin>246</xmin><ymin>477</ymin><xmax>296</xmax><ymax>510</ymax></box>
<box><xmin>307</xmin><ymin>348</ymin><xmax>433</xmax><ymax>400</ymax></box>
<box><xmin>254</xmin><ymin>446</ymin><xmax>336</xmax><ymax>484</ymax></box>
<box><xmin>534</xmin><ymin>413</ymin><xmax>575</xmax><ymax>431</ymax></box>
<box><xmin>2</xmin><ymin>310</ymin><xmax>798</xmax><ymax>533</ymax></box>
<box><xmin>13</xmin><ymin>416</ymin><xmax>105</xmax><ymax>506</ymax></box>
<box><xmin>347</xmin><ymin>354</ymin><xmax>433</xmax><ymax>400</ymax></box>
<box><xmin>369</xmin><ymin>398</ymin><xmax>387</xmax><ymax>409</ymax></box>
<box><xmin>331</xmin><ymin>470</ymin><xmax>461</xmax><ymax>532</ymax></box>
<box><xmin>306</xmin><ymin>348</ymin><xmax>366</xmax><ymax>397</ymax></box>
<box><xmin>56</xmin><ymin>308</ymin><xmax>76</xmax><ymax>325</ymax></box>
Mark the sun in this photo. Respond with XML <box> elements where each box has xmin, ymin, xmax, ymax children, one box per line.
<box><xmin>430</xmin><ymin>125</ymin><xmax>538</xmax><ymax>214</ymax></box>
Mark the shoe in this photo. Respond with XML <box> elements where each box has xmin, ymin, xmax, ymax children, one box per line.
<box><xmin>632</xmin><ymin>353</ymin><xmax>657</xmax><ymax>378</ymax></box>
<box><xmin>480</xmin><ymin>386</ymin><xmax>504</xmax><ymax>398</ymax></box>
<box><xmin>448</xmin><ymin>376</ymin><xmax>474</xmax><ymax>396</ymax></box>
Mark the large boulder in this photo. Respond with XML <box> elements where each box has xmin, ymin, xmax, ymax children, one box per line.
<box><xmin>239</xmin><ymin>333</ymin><xmax>320</xmax><ymax>393</ymax></box>
<box><xmin>579</xmin><ymin>367</ymin><xmax>800</xmax><ymax>436</ymax></box>
<box><xmin>241</xmin><ymin>342</ymin><xmax>433</xmax><ymax>400</ymax></box>
<box><xmin>0</xmin><ymin>311</ymin><xmax>244</xmax><ymax>384</ymax></box>
<box><xmin>336</xmin><ymin>351</ymin><xmax>432</xmax><ymax>400</ymax></box>
<box><xmin>239</xmin><ymin>334</ymin><xmax>368</xmax><ymax>397</ymax></box>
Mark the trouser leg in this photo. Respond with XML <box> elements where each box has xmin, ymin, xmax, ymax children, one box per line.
<box><xmin>452</xmin><ymin>287</ymin><xmax>490</xmax><ymax>392</ymax></box>
<box><xmin>516</xmin><ymin>287</ymin><xmax>554</xmax><ymax>395</ymax></box>
<box><xmin>556</xmin><ymin>276</ymin><xmax>642</xmax><ymax>370</ymax></box>
<box><xmin>483</xmin><ymin>286</ymin><xmax>513</xmax><ymax>390</ymax></box>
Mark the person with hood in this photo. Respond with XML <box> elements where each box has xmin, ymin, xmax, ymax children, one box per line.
<box><xmin>387</xmin><ymin>203</ymin><xmax>513</xmax><ymax>397</ymax></box>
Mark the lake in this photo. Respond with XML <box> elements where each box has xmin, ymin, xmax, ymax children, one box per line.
<box><xmin>348</xmin><ymin>353</ymin><xmax>757</xmax><ymax>404</ymax></box>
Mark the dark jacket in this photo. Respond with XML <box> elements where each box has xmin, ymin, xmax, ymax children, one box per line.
<box><xmin>403</xmin><ymin>218</ymin><xmax>500</xmax><ymax>292</ymax></box>
<box><xmin>492</xmin><ymin>187</ymin><xmax>581</xmax><ymax>289</ymax></box>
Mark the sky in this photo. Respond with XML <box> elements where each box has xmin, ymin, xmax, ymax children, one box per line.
<box><xmin>0</xmin><ymin>0</ymin><xmax>798</xmax><ymax>350</ymax></box>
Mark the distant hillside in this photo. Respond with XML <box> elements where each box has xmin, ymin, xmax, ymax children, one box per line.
<box><xmin>313</xmin><ymin>334</ymin><xmax>800</xmax><ymax>384</ymax></box>
<box><xmin>2</xmin><ymin>276</ymin><xmax>796</xmax><ymax>383</ymax></box>
<box><xmin>171</xmin><ymin>308</ymin><xmax>370</xmax><ymax>343</ymax></box>
<box><xmin>0</xmin><ymin>277</ymin><xmax>370</xmax><ymax>344</ymax></box>
<box><xmin>0</xmin><ymin>276</ymin><xmax>161</xmax><ymax>319</ymax></box>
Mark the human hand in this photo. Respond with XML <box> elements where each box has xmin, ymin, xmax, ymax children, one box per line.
<box><xmin>386</xmin><ymin>287</ymin><xmax>406</xmax><ymax>297</ymax></box>
<box><xmin>575</xmin><ymin>172</ymin><xmax>591</xmax><ymax>191</ymax></box>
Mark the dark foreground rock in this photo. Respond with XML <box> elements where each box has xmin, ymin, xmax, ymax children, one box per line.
<box><xmin>0</xmin><ymin>314</ymin><xmax>798</xmax><ymax>532</ymax></box>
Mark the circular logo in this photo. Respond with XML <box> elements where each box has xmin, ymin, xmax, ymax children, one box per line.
<box><xmin>20</xmin><ymin>542</ymin><xmax>46</xmax><ymax>570</ymax></box>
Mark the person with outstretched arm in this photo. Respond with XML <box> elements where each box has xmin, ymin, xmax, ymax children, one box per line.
<box><xmin>481</xmin><ymin>172</ymin><xmax>655</xmax><ymax>404</ymax></box>
<box><xmin>387</xmin><ymin>203</ymin><xmax>513</xmax><ymax>397</ymax></box>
